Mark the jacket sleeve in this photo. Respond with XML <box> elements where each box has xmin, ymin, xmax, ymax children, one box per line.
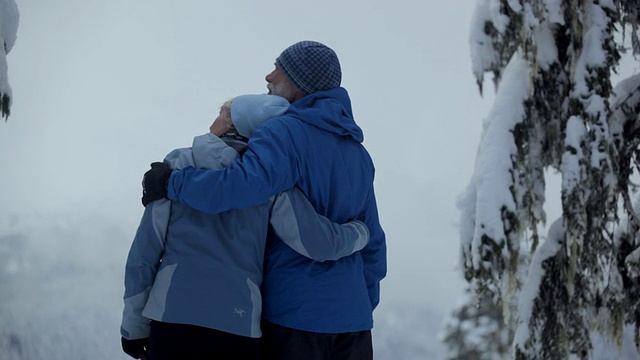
<box><xmin>269</xmin><ymin>187</ymin><xmax>370</xmax><ymax>262</ymax></box>
<box><xmin>167</xmin><ymin>119</ymin><xmax>298</xmax><ymax>215</ymax></box>
<box><xmin>360</xmin><ymin>189</ymin><xmax>387</xmax><ymax>311</ymax></box>
<box><xmin>121</xmin><ymin>199</ymin><xmax>171</xmax><ymax>340</ymax></box>
<box><xmin>191</xmin><ymin>133</ymin><xmax>239</xmax><ymax>169</ymax></box>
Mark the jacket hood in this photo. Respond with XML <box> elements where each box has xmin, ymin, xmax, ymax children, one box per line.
<box><xmin>232</xmin><ymin>94</ymin><xmax>290</xmax><ymax>138</ymax></box>
<box><xmin>285</xmin><ymin>87</ymin><xmax>364</xmax><ymax>142</ymax></box>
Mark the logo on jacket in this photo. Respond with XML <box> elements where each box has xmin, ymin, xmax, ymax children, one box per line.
<box><xmin>233</xmin><ymin>308</ymin><xmax>246</xmax><ymax>317</ymax></box>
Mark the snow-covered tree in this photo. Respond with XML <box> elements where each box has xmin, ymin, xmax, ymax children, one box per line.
<box><xmin>447</xmin><ymin>0</ymin><xmax>640</xmax><ymax>358</ymax></box>
<box><xmin>0</xmin><ymin>0</ymin><xmax>19</xmax><ymax>120</ymax></box>
<box><xmin>440</xmin><ymin>287</ymin><xmax>511</xmax><ymax>360</ymax></box>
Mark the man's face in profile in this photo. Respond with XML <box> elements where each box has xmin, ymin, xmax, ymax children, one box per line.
<box><xmin>266</xmin><ymin>65</ymin><xmax>300</xmax><ymax>103</ymax></box>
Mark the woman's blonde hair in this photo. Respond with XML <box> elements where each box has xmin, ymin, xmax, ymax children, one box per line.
<box><xmin>220</xmin><ymin>98</ymin><xmax>234</xmax><ymax>121</ymax></box>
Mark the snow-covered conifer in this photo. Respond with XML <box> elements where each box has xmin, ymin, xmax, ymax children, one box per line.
<box><xmin>450</xmin><ymin>0</ymin><xmax>640</xmax><ymax>358</ymax></box>
<box><xmin>0</xmin><ymin>0</ymin><xmax>19</xmax><ymax>120</ymax></box>
<box><xmin>441</xmin><ymin>287</ymin><xmax>511</xmax><ymax>360</ymax></box>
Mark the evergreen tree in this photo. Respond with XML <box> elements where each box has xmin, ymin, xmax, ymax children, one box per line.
<box><xmin>440</xmin><ymin>287</ymin><xmax>511</xmax><ymax>360</ymax></box>
<box><xmin>447</xmin><ymin>0</ymin><xmax>640</xmax><ymax>358</ymax></box>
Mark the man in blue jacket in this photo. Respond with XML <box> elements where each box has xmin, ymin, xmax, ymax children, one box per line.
<box><xmin>142</xmin><ymin>40</ymin><xmax>386</xmax><ymax>360</ymax></box>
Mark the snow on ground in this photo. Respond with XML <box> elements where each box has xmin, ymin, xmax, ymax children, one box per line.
<box><xmin>0</xmin><ymin>210</ymin><xmax>445</xmax><ymax>360</ymax></box>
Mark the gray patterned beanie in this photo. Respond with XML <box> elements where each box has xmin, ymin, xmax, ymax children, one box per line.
<box><xmin>275</xmin><ymin>41</ymin><xmax>342</xmax><ymax>94</ymax></box>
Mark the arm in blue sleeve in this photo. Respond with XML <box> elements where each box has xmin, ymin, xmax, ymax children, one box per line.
<box><xmin>167</xmin><ymin>120</ymin><xmax>299</xmax><ymax>215</ymax></box>
<box><xmin>121</xmin><ymin>199</ymin><xmax>170</xmax><ymax>340</ymax></box>
<box><xmin>360</xmin><ymin>189</ymin><xmax>387</xmax><ymax>311</ymax></box>
<box><xmin>270</xmin><ymin>187</ymin><xmax>370</xmax><ymax>262</ymax></box>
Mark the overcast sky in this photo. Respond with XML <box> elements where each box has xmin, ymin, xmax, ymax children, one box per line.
<box><xmin>0</xmin><ymin>0</ymin><xmax>499</xmax><ymax>314</ymax></box>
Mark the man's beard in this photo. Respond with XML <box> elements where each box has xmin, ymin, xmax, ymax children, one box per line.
<box><xmin>268</xmin><ymin>83</ymin><xmax>297</xmax><ymax>103</ymax></box>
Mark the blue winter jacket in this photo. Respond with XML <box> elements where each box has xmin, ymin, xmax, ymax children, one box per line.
<box><xmin>122</xmin><ymin>133</ymin><xmax>370</xmax><ymax>340</ymax></box>
<box><xmin>168</xmin><ymin>87</ymin><xmax>387</xmax><ymax>333</ymax></box>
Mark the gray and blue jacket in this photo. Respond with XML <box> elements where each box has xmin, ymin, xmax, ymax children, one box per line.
<box><xmin>121</xmin><ymin>95</ymin><xmax>370</xmax><ymax>340</ymax></box>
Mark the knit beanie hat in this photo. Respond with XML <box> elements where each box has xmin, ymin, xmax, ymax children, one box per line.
<box><xmin>231</xmin><ymin>94</ymin><xmax>290</xmax><ymax>138</ymax></box>
<box><xmin>275</xmin><ymin>41</ymin><xmax>342</xmax><ymax>94</ymax></box>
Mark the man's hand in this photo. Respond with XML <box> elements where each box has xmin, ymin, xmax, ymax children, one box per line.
<box><xmin>121</xmin><ymin>337</ymin><xmax>149</xmax><ymax>359</ymax></box>
<box><xmin>142</xmin><ymin>162</ymin><xmax>173</xmax><ymax>207</ymax></box>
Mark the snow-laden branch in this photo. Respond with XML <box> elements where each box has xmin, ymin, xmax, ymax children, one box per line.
<box><xmin>0</xmin><ymin>0</ymin><xmax>19</xmax><ymax>120</ymax></box>
<box><xmin>459</xmin><ymin>51</ymin><xmax>530</xmax><ymax>289</ymax></box>
<box><xmin>513</xmin><ymin>218</ymin><xmax>566</xmax><ymax>359</ymax></box>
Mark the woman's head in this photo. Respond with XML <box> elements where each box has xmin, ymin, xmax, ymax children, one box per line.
<box><xmin>230</xmin><ymin>95</ymin><xmax>290</xmax><ymax>138</ymax></box>
<box><xmin>209</xmin><ymin>95</ymin><xmax>290</xmax><ymax>138</ymax></box>
<box><xmin>209</xmin><ymin>98</ymin><xmax>235</xmax><ymax>136</ymax></box>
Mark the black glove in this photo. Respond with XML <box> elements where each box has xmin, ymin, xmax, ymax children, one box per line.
<box><xmin>142</xmin><ymin>162</ymin><xmax>173</xmax><ymax>207</ymax></box>
<box><xmin>121</xmin><ymin>337</ymin><xmax>149</xmax><ymax>359</ymax></box>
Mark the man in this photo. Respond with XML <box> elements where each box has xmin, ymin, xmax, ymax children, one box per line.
<box><xmin>142</xmin><ymin>40</ymin><xmax>386</xmax><ymax>360</ymax></box>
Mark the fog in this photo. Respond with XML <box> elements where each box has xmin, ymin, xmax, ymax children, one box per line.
<box><xmin>0</xmin><ymin>0</ymin><xmax>497</xmax><ymax>314</ymax></box>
